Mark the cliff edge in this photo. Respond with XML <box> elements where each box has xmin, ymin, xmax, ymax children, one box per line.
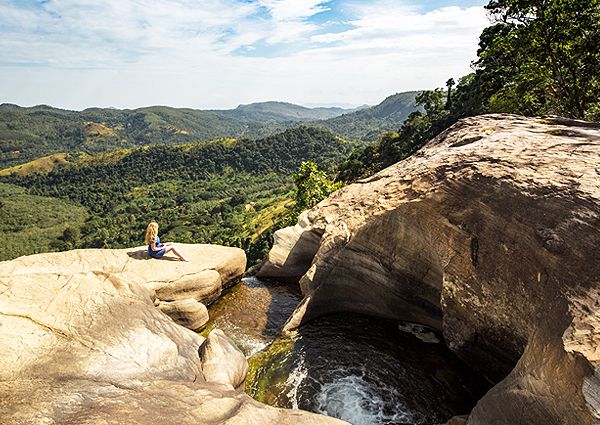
<box><xmin>258</xmin><ymin>114</ymin><xmax>600</xmax><ymax>425</ymax></box>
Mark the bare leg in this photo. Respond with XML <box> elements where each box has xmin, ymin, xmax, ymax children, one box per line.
<box><xmin>164</xmin><ymin>245</ymin><xmax>188</xmax><ymax>262</ymax></box>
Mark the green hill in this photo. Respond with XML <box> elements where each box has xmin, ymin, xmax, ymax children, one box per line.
<box><xmin>0</xmin><ymin>102</ymin><xmax>354</xmax><ymax>169</ymax></box>
<box><xmin>229</xmin><ymin>101</ymin><xmax>349</xmax><ymax>122</ymax></box>
<box><xmin>315</xmin><ymin>91</ymin><xmax>422</xmax><ymax>140</ymax></box>
<box><xmin>2</xmin><ymin>126</ymin><xmax>357</xmax><ymax>263</ymax></box>
<box><xmin>0</xmin><ymin>93</ymin><xmax>420</xmax><ymax>171</ymax></box>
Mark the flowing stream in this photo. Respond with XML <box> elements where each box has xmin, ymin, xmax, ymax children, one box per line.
<box><xmin>204</xmin><ymin>277</ymin><xmax>490</xmax><ymax>425</ymax></box>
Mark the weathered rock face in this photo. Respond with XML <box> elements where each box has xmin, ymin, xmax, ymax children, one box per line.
<box><xmin>258</xmin><ymin>115</ymin><xmax>600</xmax><ymax>425</ymax></box>
<box><xmin>0</xmin><ymin>246</ymin><xmax>346</xmax><ymax>425</ymax></box>
<box><xmin>1</xmin><ymin>243</ymin><xmax>246</xmax><ymax>330</ymax></box>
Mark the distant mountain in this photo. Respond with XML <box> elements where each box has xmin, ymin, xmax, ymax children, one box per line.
<box><xmin>315</xmin><ymin>91</ymin><xmax>422</xmax><ymax>140</ymax></box>
<box><xmin>0</xmin><ymin>92</ymin><xmax>419</xmax><ymax>169</ymax></box>
<box><xmin>0</xmin><ymin>102</ymin><xmax>350</xmax><ymax>169</ymax></box>
<box><xmin>223</xmin><ymin>101</ymin><xmax>352</xmax><ymax>122</ymax></box>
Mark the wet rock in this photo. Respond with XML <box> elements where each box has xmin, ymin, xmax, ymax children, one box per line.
<box><xmin>200</xmin><ymin>328</ymin><xmax>249</xmax><ymax>389</ymax></box>
<box><xmin>257</xmin><ymin>216</ymin><xmax>323</xmax><ymax>282</ymax></box>
<box><xmin>259</xmin><ymin>114</ymin><xmax>600</xmax><ymax>425</ymax></box>
<box><xmin>0</xmin><ymin>379</ymin><xmax>349</xmax><ymax>425</ymax></box>
<box><xmin>157</xmin><ymin>298</ymin><xmax>209</xmax><ymax>331</ymax></box>
<box><xmin>441</xmin><ymin>416</ymin><xmax>468</xmax><ymax>425</ymax></box>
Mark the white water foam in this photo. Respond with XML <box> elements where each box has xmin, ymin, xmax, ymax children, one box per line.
<box><xmin>398</xmin><ymin>322</ymin><xmax>440</xmax><ymax>344</ymax></box>
<box><xmin>314</xmin><ymin>371</ymin><xmax>416</xmax><ymax>425</ymax></box>
<box><xmin>285</xmin><ymin>356</ymin><xmax>308</xmax><ymax>409</ymax></box>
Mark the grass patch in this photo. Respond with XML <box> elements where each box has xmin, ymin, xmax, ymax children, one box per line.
<box><xmin>0</xmin><ymin>153</ymin><xmax>68</xmax><ymax>176</ymax></box>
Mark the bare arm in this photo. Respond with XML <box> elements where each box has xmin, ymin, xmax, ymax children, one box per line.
<box><xmin>149</xmin><ymin>241</ymin><xmax>163</xmax><ymax>252</ymax></box>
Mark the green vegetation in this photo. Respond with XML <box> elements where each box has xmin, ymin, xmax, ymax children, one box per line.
<box><xmin>0</xmin><ymin>103</ymin><xmax>281</xmax><ymax>169</ymax></box>
<box><xmin>316</xmin><ymin>91</ymin><xmax>421</xmax><ymax>141</ymax></box>
<box><xmin>2</xmin><ymin>126</ymin><xmax>356</xmax><ymax>264</ymax></box>
<box><xmin>337</xmin><ymin>90</ymin><xmax>453</xmax><ymax>181</ymax></box>
<box><xmin>338</xmin><ymin>0</ymin><xmax>600</xmax><ymax>181</ymax></box>
<box><xmin>285</xmin><ymin>161</ymin><xmax>341</xmax><ymax>224</ymax></box>
<box><xmin>0</xmin><ymin>183</ymin><xmax>88</xmax><ymax>260</ymax></box>
<box><xmin>479</xmin><ymin>0</ymin><xmax>600</xmax><ymax>120</ymax></box>
<box><xmin>0</xmin><ymin>94</ymin><xmax>420</xmax><ymax>170</ymax></box>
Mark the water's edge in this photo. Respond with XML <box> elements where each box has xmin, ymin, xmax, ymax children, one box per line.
<box><xmin>204</xmin><ymin>278</ymin><xmax>490</xmax><ymax>425</ymax></box>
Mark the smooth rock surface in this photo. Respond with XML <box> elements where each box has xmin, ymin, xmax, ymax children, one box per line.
<box><xmin>0</xmin><ymin>265</ymin><xmax>204</xmax><ymax>383</ymax></box>
<box><xmin>0</xmin><ymin>246</ymin><xmax>346</xmax><ymax>425</ymax></box>
<box><xmin>257</xmin><ymin>215</ymin><xmax>323</xmax><ymax>282</ymax></box>
<box><xmin>259</xmin><ymin>115</ymin><xmax>600</xmax><ymax>425</ymax></box>
<box><xmin>200</xmin><ymin>328</ymin><xmax>249</xmax><ymax>389</ymax></box>
<box><xmin>157</xmin><ymin>298</ymin><xmax>209</xmax><ymax>331</ymax></box>
<box><xmin>0</xmin><ymin>379</ymin><xmax>347</xmax><ymax>425</ymax></box>
<box><xmin>1</xmin><ymin>243</ymin><xmax>246</xmax><ymax>329</ymax></box>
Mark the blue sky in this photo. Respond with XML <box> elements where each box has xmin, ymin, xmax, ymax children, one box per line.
<box><xmin>0</xmin><ymin>0</ymin><xmax>489</xmax><ymax>109</ymax></box>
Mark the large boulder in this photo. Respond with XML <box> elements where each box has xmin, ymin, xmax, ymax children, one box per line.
<box><xmin>258</xmin><ymin>115</ymin><xmax>600</xmax><ymax>425</ymax></box>
<box><xmin>200</xmin><ymin>328</ymin><xmax>249</xmax><ymax>389</ymax></box>
<box><xmin>1</xmin><ymin>243</ymin><xmax>246</xmax><ymax>330</ymax></box>
<box><xmin>0</xmin><ymin>246</ymin><xmax>346</xmax><ymax>425</ymax></box>
<box><xmin>0</xmin><ymin>265</ymin><xmax>203</xmax><ymax>384</ymax></box>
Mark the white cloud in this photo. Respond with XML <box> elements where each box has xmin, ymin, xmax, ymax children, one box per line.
<box><xmin>259</xmin><ymin>0</ymin><xmax>330</xmax><ymax>21</ymax></box>
<box><xmin>0</xmin><ymin>0</ymin><xmax>490</xmax><ymax>110</ymax></box>
<box><xmin>253</xmin><ymin>0</ymin><xmax>331</xmax><ymax>44</ymax></box>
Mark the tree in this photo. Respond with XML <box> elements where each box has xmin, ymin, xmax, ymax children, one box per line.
<box><xmin>477</xmin><ymin>0</ymin><xmax>600</xmax><ymax>119</ymax></box>
<box><xmin>62</xmin><ymin>226</ymin><xmax>81</xmax><ymax>245</ymax></box>
<box><xmin>445</xmin><ymin>78</ymin><xmax>456</xmax><ymax>109</ymax></box>
<box><xmin>286</xmin><ymin>161</ymin><xmax>341</xmax><ymax>223</ymax></box>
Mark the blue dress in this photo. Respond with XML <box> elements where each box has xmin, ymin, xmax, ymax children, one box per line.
<box><xmin>148</xmin><ymin>236</ymin><xmax>166</xmax><ymax>258</ymax></box>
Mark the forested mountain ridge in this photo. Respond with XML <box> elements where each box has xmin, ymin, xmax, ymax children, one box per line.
<box><xmin>0</xmin><ymin>93</ymin><xmax>419</xmax><ymax>170</ymax></box>
<box><xmin>315</xmin><ymin>91</ymin><xmax>421</xmax><ymax>140</ymax></box>
<box><xmin>1</xmin><ymin>126</ymin><xmax>358</xmax><ymax>261</ymax></box>
<box><xmin>229</xmin><ymin>101</ymin><xmax>352</xmax><ymax>121</ymax></box>
<box><xmin>0</xmin><ymin>103</ymin><xmax>296</xmax><ymax>168</ymax></box>
<box><xmin>0</xmin><ymin>102</ymin><xmax>352</xmax><ymax>169</ymax></box>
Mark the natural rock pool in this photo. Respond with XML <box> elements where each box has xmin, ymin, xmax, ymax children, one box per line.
<box><xmin>204</xmin><ymin>277</ymin><xmax>490</xmax><ymax>425</ymax></box>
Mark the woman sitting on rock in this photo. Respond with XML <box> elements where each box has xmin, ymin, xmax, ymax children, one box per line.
<box><xmin>145</xmin><ymin>221</ymin><xmax>189</xmax><ymax>262</ymax></box>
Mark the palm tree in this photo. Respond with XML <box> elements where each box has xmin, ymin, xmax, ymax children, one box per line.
<box><xmin>445</xmin><ymin>78</ymin><xmax>455</xmax><ymax>109</ymax></box>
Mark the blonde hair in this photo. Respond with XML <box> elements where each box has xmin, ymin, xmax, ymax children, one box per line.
<box><xmin>145</xmin><ymin>222</ymin><xmax>158</xmax><ymax>245</ymax></box>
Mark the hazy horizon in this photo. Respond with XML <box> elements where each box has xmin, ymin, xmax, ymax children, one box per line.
<box><xmin>1</xmin><ymin>91</ymin><xmax>425</xmax><ymax>112</ymax></box>
<box><xmin>0</xmin><ymin>0</ymin><xmax>488</xmax><ymax>110</ymax></box>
